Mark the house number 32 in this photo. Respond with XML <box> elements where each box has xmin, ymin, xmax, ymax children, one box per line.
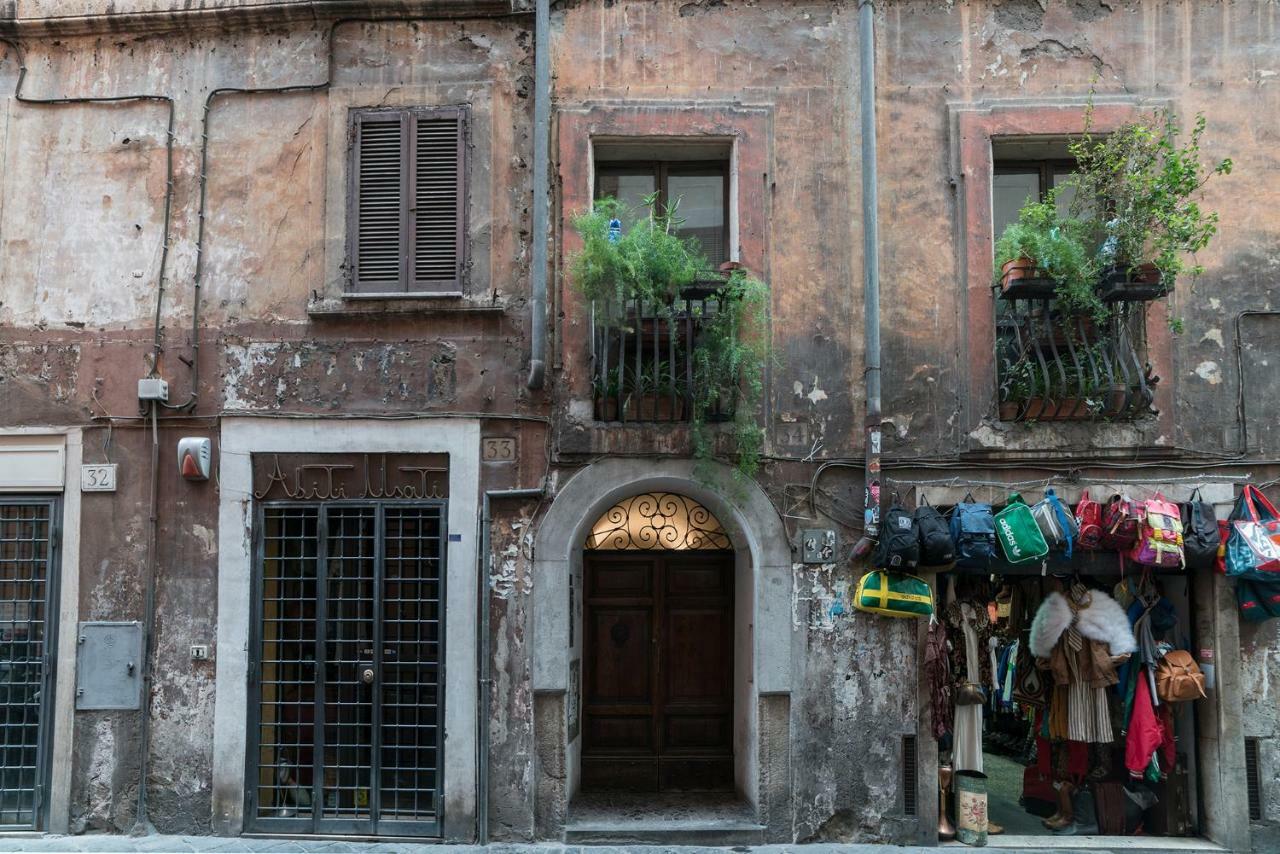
<box><xmin>81</xmin><ymin>464</ymin><xmax>118</xmax><ymax>492</ymax></box>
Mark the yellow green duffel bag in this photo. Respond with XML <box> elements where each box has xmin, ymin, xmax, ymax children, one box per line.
<box><xmin>854</xmin><ymin>570</ymin><xmax>934</xmax><ymax>618</ymax></box>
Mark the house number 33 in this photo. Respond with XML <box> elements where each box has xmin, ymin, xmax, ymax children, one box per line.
<box><xmin>481</xmin><ymin>438</ymin><xmax>516</xmax><ymax>462</ymax></box>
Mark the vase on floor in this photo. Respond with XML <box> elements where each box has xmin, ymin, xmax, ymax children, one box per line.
<box><xmin>955</xmin><ymin>770</ymin><xmax>989</xmax><ymax>847</ymax></box>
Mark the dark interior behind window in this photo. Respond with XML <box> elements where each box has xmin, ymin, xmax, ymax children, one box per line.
<box><xmin>596</xmin><ymin>161</ymin><xmax>729</xmax><ymax>268</ymax></box>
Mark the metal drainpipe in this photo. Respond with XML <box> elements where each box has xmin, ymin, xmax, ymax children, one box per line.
<box><xmin>477</xmin><ymin>486</ymin><xmax>544</xmax><ymax>844</ymax></box>
<box><xmin>526</xmin><ymin>0</ymin><xmax>551</xmax><ymax>389</ymax></box>
<box><xmin>853</xmin><ymin>0</ymin><xmax>883</xmax><ymax>556</ymax></box>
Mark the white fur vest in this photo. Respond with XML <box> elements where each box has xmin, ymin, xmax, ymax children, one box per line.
<box><xmin>1029</xmin><ymin>590</ymin><xmax>1137</xmax><ymax>659</ymax></box>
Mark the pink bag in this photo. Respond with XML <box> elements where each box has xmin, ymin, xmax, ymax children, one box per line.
<box><xmin>1130</xmin><ymin>494</ymin><xmax>1185</xmax><ymax>569</ymax></box>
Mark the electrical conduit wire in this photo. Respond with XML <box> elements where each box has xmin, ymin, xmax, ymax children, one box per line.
<box><xmin>0</xmin><ymin>40</ymin><xmax>176</xmax><ymax>384</ymax></box>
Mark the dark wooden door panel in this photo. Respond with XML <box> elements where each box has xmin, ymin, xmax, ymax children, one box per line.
<box><xmin>582</xmin><ymin>550</ymin><xmax>734</xmax><ymax>793</ymax></box>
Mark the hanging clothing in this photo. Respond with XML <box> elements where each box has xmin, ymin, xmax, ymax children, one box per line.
<box><xmin>953</xmin><ymin>603</ymin><xmax>984</xmax><ymax>773</ymax></box>
<box><xmin>924</xmin><ymin>617</ymin><xmax>952</xmax><ymax>741</ymax></box>
<box><xmin>1063</xmin><ymin>629</ymin><xmax>1114</xmax><ymax>743</ymax></box>
<box><xmin>1125</xmin><ymin>666</ymin><xmax>1176</xmax><ymax>778</ymax></box>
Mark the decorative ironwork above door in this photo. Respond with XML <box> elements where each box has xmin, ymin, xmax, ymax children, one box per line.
<box><xmin>584</xmin><ymin>492</ymin><xmax>730</xmax><ymax>551</ymax></box>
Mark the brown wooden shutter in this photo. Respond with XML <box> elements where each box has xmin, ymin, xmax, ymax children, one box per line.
<box><xmin>410</xmin><ymin>109</ymin><xmax>465</xmax><ymax>293</ymax></box>
<box><xmin>351</xmin><ymin>111</ymin><xmax>407</xmax><ymax>293</ymax></box>
<box><xmin>349</xmin><ymin>106</ymin><xmax>466</xmax><ymax>295</ymax></box>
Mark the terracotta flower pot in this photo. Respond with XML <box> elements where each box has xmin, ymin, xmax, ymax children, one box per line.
<box><xmin>998</xmin><ymin>257</ymin><xmax>1057</xmax><ymax>300</ymax></box>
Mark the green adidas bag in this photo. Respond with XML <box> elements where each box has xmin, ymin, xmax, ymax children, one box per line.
<box><xmin>854</xmin><ymin>570</ymin><xmax>934</xmax><ymax>618</ymax></box>
<box><xmin>995</xmin><ymin>492</ymin><xmax>1049</xmax><ymax>565</ymax></box>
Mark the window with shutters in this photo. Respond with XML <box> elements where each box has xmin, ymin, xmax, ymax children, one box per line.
<box><xmin>347</xmin><ymin>106</ymin><xmax>467</xmax><ymax>295</ymax></box>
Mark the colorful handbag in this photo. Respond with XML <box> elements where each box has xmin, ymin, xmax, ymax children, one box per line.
<box><xmin>1225</xmin><ymin>486</ymin><xmax>1280</xmax><ymax>581</ymax></box>
<box><xmin>1237</xmin><ymin>578</ymin><xmax>1280</xmax><ymax>622</ymax></box>
<box><xmin>995</xmin><ymin>493</ymin><xmax>1049</xmax><ymax>565</ymax></box>
<box><xmin>853</xmin><ymin>570</ymin><xmax>934</xmax><ymax>618</ymax></box>
<box><xmin>1130</xmin><ymin>493</ymin><xmax>1185</xmax><ymax>569</ymax></box>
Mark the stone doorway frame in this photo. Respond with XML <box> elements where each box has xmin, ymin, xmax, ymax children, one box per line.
<box><xmin>531</xmin><ymin>458</ymin><xmax>795</xmax><ymax>840</ymax></box>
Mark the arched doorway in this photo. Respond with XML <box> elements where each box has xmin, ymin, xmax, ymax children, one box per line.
<box><xmin>580</xmin><ymin>493</ymin><xmax>735</xmax><ymax>792</ymax></box>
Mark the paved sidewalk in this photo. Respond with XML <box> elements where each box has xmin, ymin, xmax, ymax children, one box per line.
<box><xmin>0</xmin><ymin>837</ymin><xmax>1230</xmax><ymax>854</ymax></box>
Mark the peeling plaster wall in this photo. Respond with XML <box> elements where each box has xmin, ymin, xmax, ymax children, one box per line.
<box><xmin>0</xmin><ymin>12</ymin><xmax>537</xmax><ymax>836</ymax></box>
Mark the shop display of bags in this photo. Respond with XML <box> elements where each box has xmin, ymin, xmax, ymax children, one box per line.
<box><xmin>874</xmin><ymin>503</ymin><xmax>920</xmax><ymax>569</ymax></box>
<box><xmin>1101</xmin><ymin>494</ymin><xmax>1142</xmax><ymax>551</ymax></box>
<box><xmin>1180</xmin><ymin>489</ymin><xmax>1221</xmax><ymax>570</ymax></box>
<box><xmin>1236</xmin><ymin>578</ymin><xmax>1280</xmax><ymax>623</ymax></box>
<box><xmin>1154</xmin><ymin>650</ymin><xmax>1207</xmax><ymax>702</ymax></box>
<box><xmin>1224</xmin><ymin>485</ymin><xmax>1280</xmax><ymax>581</ymax></box>
<box><xmin>915</xmin><ymin>499</ymin><xmax>955</xmax><ymax>567</ymax></box>
<box><xmin>994</xmin><ymin>493</ymin><xmax>1049</xmax><ymax>565</ymax></box>
<box><xmin>951</xmin><ymin>496</ymin><xmax>997</xmax><ymax>569</ymax></box>
<box><xmin>1075</xmin><ymin>490</ymin><xmax>1104</xmax><ymax>550</ymax></box>
<box><xmin>1130</xmin><ymin>494</ymin><xmax>1185</xmax><ymax>569</ymax></box>
<box><xmin>853</xmin><ymin>570</ymin><xmax>934</xmax><ymax>618</ymax></box>
<box><xmin>1032</xmin><ymin>487</ymin><xmax>1079</xmax><ymax>557</ymax></box>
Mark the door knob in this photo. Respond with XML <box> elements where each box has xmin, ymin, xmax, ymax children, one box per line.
<box><xmin>361</xmin><ymin>667</ymin><xmax>375</xmax><ymax>684</ymax></box>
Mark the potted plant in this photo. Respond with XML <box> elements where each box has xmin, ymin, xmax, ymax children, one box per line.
<box><xmin>571</xmin><ymin>196</ymin><xmax>772</xmax><ymax>483</ymax></box>
<box><xmin>994</xmin><ymin>196</ymin><xmax>1105</xmax><ymax>321</ymax></box>
<box><xmin>1066</xmin><ymin>107</ymin><xmax>1232</xmax><ymax>303</ymax></box>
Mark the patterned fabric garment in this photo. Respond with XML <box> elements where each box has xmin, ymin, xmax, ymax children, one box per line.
<box><xmin>924</xmin><ymin>617</ymin><xmax>952</xmax><ymax>740</ymax></box>
<box><xmin>945</xmin><ymin>599</ymin><xmax>995</xmax><ymax>688</ymax></box>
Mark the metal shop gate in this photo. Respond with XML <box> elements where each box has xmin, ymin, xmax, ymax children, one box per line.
<box><xmin>247</xmin><ymin>502</ymin><xmax>446</xmax><ymax>837</ymax></box>
<box><xmin>0</xmin><ymin>499</ymin><xmax>58</xmax><ymax>830</ymax></box>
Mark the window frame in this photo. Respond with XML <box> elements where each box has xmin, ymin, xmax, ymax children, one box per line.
<box><xmin>594</xmin><ymin>159</ymin><xmax>731</xmax><ymax>267</ymax></box>
<box><xmin>345</xmin><ymin>105</ymin><xmax>469</xmax><ymax>298</ymax></box>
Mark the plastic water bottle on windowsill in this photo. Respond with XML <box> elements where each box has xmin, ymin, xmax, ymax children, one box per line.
<box><xmin>608</xmin><ymin>217</ymin><xmax>622</xmax><ymax>243</ymax></box>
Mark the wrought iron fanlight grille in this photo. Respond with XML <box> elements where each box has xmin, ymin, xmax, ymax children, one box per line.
<box><xmin>584</xmin><ymin>492</ymin><xmax>731</xmax><ymax>551</ymax></box>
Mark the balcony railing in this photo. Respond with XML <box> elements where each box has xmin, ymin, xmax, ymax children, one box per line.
<box><xmin>590</xmin><ymin>281</ymin><xmax>734</xmax><ymax>423</ymax></box>
<box><xmin>996</xmin><ymin>298</ymin><xmax>1156</xmax><ymax>422</ymax></box>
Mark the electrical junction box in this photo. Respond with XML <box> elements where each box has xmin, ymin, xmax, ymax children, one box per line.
<box><xmin>178</xmin><ymin>437</ymin><xmax>212</xmax><ymax>481</ymax></box>
<box><xmin>801</xmin><ymin>528</ymin><xmax>838</xmax><ymax>564</ymax></box>
<box><xmin>76</xmin><ymin>621</ymin><xmax>144</xmax><ymax>711</ymax></box>
<box><xmin>137</xmin><ymin>378</ymin><xmax>169</xmax><ymax>402</ymax></box>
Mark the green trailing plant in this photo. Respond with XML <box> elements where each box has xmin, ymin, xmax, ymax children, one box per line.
<box><xmin>993</xmin><ymin>193</ymin><xmax>1108</xmax><ymax>322</ymax></box>
<box><xmin>1067</xmin><ymin>106</ymin><xmax>1232</xmax><ymax>284</ymax></box>
<box><xmin>689</xmin><ymin>269</ymin><xmax>771</xmax><ymax>486</ymax></box>
<box><xmin>571</xmin><ymin>196</ymin><xmax>772</xmax><ymax>485</ymax></box>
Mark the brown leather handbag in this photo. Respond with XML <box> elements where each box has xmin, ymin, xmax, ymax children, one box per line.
<box><xmin>1155</xmin><ymin>650</ymin><xmax>1207</xmax><ymax>702</ymax></box>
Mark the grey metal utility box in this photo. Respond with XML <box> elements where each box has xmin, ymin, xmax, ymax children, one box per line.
<box><xmin>75</xmin><ymin>621</ymin><xmax>144</xmax><ymax>711</ymax></box>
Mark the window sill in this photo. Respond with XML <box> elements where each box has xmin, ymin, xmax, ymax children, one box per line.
<box><xmin>307</xmin><ymin>294</ymin><xmax>506</xmax><ymax>319</ymax></box>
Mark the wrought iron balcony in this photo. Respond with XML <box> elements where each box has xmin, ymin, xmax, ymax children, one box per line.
<box><xmin>590</xmin><ymin>281</ymin><xmax>734</xmax><ymax>423</ymax></box>
<box><xmin>996</xmin><ymin>299</ymin><xmax>1157</xmax><ymax>422</ymax></box>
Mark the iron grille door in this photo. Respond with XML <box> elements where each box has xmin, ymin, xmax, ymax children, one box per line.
<box><xmin>0</xmin><ymin>499</ymin><xmax>58</xmax><ymax>830</ymax></box>
<box><xmin>249</xmin><ymin>502</ymin><xmax>445</xmax><ymax>837</ymax></box>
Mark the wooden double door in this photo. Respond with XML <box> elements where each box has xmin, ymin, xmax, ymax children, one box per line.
<box><xmin>582</xmin><ymin>551</ymin><xmax>734</xmax><ymax>792</ymax></box>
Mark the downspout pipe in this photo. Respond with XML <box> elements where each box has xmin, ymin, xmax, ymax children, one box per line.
<box><xmin>477</xmin><ymin>485</ymin><xmax>545</xmax><ymax>844</ymax></box>
<box><xmin>853</xmin><ymin>0</ymin><xmax>882</xmax><ymax>556</ymax></box>
<box><xmin>526</xmin><ymin>0</ymin><xmax>550</xmax><ymax>388</ymax></box>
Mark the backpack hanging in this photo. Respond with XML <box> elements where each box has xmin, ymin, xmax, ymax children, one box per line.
<box><xmin>994</xmin><ymin>493</ymin><xmax>1049</xmax><ymax>565</ymax></box>
<box><xmin>1224</xmin><ymin>485</ymin><xmax>1280</xmax><ymax>581</ymax></box>
<box><xmin>1075</xmin><ymin>490</ymin><xmax>1104</xmax><ymax>550</ymax></box>
<box><xmin>1154</xmin><ymin>650</ymin><xmax>1207</xmax><ymax>702</ymax></box>
<box><xmin>950</xmin><ymin>494</ymin><xmax>997</xmax><ymax>569</ymax></box>
<box><xmin>1179</xmin><ymin>488</ymin><xmax>1221</xmax><ymax>571</ymax></box>
<box><xmin>914</xmin><ymin>496</ymin><xmax>955</xmax><ymax>568</ymax></box>
<box><xmin>874</xmin><ymin>501</ymin><xmax>920</xmax><ymax>569</ymax></box>
<box><xmin>1032</xmin><ymin>487</ymin><xmax>1079</xmax><ymax>557</ymax></box>
<box><xmin>1237</xmin><ymin>578</ymin><xmax>1280</xmax><ymax>623</ymax></box>
<box><xmin>1101</xmin><ymin>493</ymin><xmax>1141</xmax><ymax>551</ymax></box>
<box><xmin>1130</xmin><ymin>493</ymin><xmax>1185</xmax><ymax>569</ymax></box>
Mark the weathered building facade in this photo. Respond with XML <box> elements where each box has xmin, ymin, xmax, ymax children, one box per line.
<box><xmin>0</xmin><ymin>0</ymin><xmax>1277</xmax><ymax>851</ymax></box>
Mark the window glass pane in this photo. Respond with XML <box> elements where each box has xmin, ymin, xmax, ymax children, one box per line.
<box><xmin>667</xmin><ymin>173</ymin><xmax>726</xmax><ymax>266</ymax></box>
<box><xmin>1050</xmin><ymin>167</ymin><xmax>1089</xmax><ymax>219</ymax></box>
<box><xmin>596</xmin><ymin>172</ymin><xmax>657</xmax><ymax>232</ymax></box>
<box><xmin>992</xmin><ymin>171</ymin><xmax>1039</xmax><ymax>245</ymax></box>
